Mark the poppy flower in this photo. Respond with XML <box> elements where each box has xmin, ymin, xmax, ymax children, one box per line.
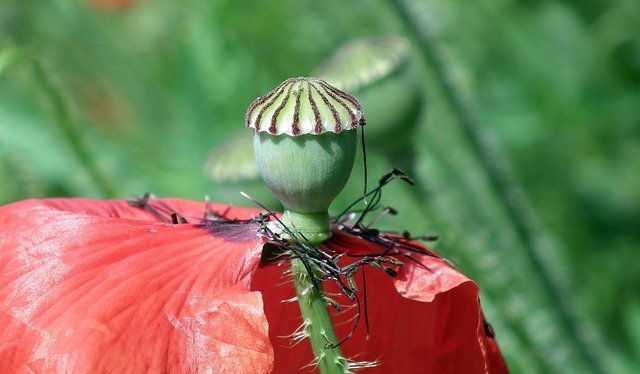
<box><xmin>0</xmin><ymin>196</ymin><xmax>507</xmax><ymax>373</ymax></box>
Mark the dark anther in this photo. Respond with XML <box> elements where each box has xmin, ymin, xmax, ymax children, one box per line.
<box><xmin>259</xmin><ymin>242</ymin><xmax>287</xmax><ymax>265</ymax></box>
<box><xmin>366</xmin><ymin>228</ymin><xmax>380</xmax><ymax>237</ymax></box>
<box><xmin>170</xmin><ymin>213</ymin><xmax>188</xmax><ymax>224</ymax></box>
<box><xmin>390</xmin><ymin>168</ymin><xmax>415</xmax><ymax>185</ymax></box>
<box><xmin>401</xmin><ymin>231</ymin><xmax>439</xmax><ymax>242</ymax></box>
<box><xmin>483</xmin><ymin>320</ymin><xmax>495</xmax><ymax>338</ymax></box>
<box><xmin>400</xmin><ymin>175</ymin><xmax>415</xmax><ymax>185</ymax></box>
<box><xmin>127</xmin><ymin>192</ymin><xmax>151</xmax><ymax>207</ymax></box>
<box><xmin>383</xmin><ymin>267</ymin><xmax>398</xmax><ymax>277</ymax></box>
<box><xmin>379</xmin><ymin>172</ymin><xmax>393</xmax><ymax>185</ymax></box>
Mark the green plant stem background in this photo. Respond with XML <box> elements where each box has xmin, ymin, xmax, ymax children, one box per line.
<box><xmin>1</xmin><ymin>0</ymin><xmax>639</xmax><ymax>372</ymax></box>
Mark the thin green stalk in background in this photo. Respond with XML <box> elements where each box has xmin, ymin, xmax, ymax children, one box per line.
<box><xmin>388</xmin><ymin>0</ymin><xmax>606</xmax><ymax>372</ymax></box>
<box><xmin>0</xmin><ymin>48</ymin><xmax>116</xmax><ymax>198</ymax></box>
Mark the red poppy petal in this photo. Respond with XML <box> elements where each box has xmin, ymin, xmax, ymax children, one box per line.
<box><xmin>0</xmin><ymin>199</ymin><xmax>273</xmax><ymax>373</ymax></box>
<box><xmin>251</xmin><ymin>229</ymin><xmax>508</xmax><ymax>373</ymax></box>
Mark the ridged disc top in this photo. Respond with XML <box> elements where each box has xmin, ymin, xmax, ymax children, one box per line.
<box><xmin>245</xmin><ymin>77</ymin><xmax>364</xmax><ymax>136</ymax></box>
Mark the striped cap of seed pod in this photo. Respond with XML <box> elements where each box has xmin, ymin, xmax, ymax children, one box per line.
<box><xmin>245</xmin><ymin>77</ymin><xmax>364</xmax><ymax>136</ymax></box>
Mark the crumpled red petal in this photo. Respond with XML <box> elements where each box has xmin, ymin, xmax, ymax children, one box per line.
<box><xmin>0</xmin><ymin>198</ymin><xmax>272</xmax><ymax>373</ymax></box>
<box><xmin>1</xmin><ymin>198</ymin><xmax>507</xmax><ymax>373</ymax></box>
<box><xmin>252</xmin><ymin>230</ymin><xmax>508</xmax><ymax>373</ymax></box>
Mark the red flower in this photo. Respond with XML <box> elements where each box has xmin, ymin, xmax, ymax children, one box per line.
<box><xmin>0</xmin><ymin>198</ymin><xmax>507</xmax><ymax>373</ymax></box>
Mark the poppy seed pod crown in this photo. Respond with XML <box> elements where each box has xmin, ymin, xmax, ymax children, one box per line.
<box><xmin>246</xmin><ymin>77</ymin><xmax>364</xmax><ymax>244</ymax></box>
<box><xmin>245</xmin><ymin>77</ymin><xmax>364</xmax><ymax>136</ymax></box>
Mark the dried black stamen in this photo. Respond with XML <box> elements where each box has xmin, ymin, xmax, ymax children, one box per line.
<box><xmin>127</xmin><ymin>193</ymin><xmax>188</xmax><ymax>223</ymax></box>
<box><xmin>336</xmin><ymin>167</ymin><xmax>413</xmax><ymax>225</ymax></box>
<box><xmin>361</xmin><ymin>124</ymin><xmax>369</xmax><ymax>205</ymax></box>
<box><xmin>170</xmin><ymin>212</ymin><xmax>188</xmax><ymax>224</ymax></box>
<box><xmin>361</xmin><ymin>268</ymin><xmax>371</xmax><ymax>336</ymax></box>
<box><xmin>131</xmin><ymin>171</ymin><xmax>442</xmax><ymax>351</ymax></box>
<box><xmin>484</xmin><ymin>320</ymin><xmax>496</xmax><ymax>338</ymax></box>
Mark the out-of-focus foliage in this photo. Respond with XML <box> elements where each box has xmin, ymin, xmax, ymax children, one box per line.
<box><xmin>1</xmin><ymin>0</ymin><xmax>638</xmax><ymax>372</ymax></box>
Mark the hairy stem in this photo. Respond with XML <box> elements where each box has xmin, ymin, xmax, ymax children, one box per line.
<box><xmin>291</xmin><ymin>257</ymin><xmax>347</xmax><ymax>374</ymax></box>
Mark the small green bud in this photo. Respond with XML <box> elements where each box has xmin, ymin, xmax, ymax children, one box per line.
<box><xmin>246</xmin><ymin>77</ymin><xmax>364</xmax><ymax>244</ymax></box>
<box><xmin>315</xmin><ymin>36</ymin><xmax>410</xmax><ymax>93</ymax></box>
<box><xmin>206</xmin><ymin>134</ymin><xmax>260</xmax><ymax>183</ymax></box>
<box><xmin>204</xmin><ymin>133</ymin><xmax>281</xmax><ymax>210</ymax></box>
<box><xmin>315</xmin><ymin>37</ymin><xmax>421</xmax><ymax>156</ymax></box>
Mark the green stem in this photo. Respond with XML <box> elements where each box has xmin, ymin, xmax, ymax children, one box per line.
<box><xmin>291</xmin><ymin>257</ymin><xmax>348</xmax><ymax>374</ymax></box>
<box><xmin>282</xmin><ymin>210</ymin><xmax>331</xmax><ymax>245</ymax></box>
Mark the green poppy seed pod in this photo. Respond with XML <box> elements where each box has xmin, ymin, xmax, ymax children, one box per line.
<box><xmin>246</xmin><ymin>77</ymin><xmax>364</xmax><ymax>244</ymax></box>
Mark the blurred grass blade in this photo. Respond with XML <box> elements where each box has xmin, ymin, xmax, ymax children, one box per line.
<box><xmin>0</xmin><ymin>49</ymin><xmax>24</xmax><ymax>76</ymax></box>
<box><xmin>0</xmin><ymin>48</ymin><xmax>116</xmax><ymax>198</ymax></box>
<box><xmin>389</xmin><ymin>0</ymin><xmax>608</xmax><ymax>372</ymax></box>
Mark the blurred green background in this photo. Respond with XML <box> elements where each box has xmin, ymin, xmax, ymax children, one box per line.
<box><xmin>1</xmin><ymin>0</ymin><xmax>639</xmax><ymax>372</ymax></box>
